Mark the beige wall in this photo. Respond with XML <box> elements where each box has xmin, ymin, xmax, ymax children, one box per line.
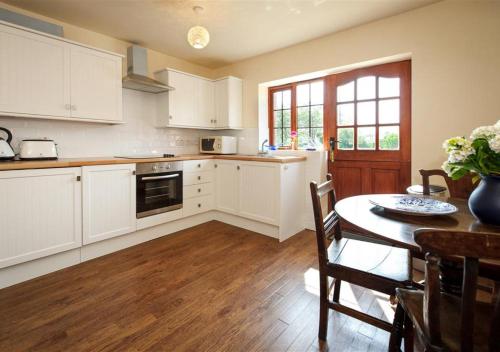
<box><xmin>213</xmin><ymin>0</ymin><xmax>500</xmax><ymax>182</ymax></box>
<box><xmin>0</xmin><ymin>2</ymin><xmax>213</xmax><ymax>78</ymax></box>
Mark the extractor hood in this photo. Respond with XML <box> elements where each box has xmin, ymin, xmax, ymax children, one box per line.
<box><xmin>122</xmin><ymin>46</ymin><xmax>174</xmax><ymax>94</ymax></box>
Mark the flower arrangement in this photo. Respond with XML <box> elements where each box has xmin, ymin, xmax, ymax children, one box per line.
<box><xmin>442</xmin><ymin>120</ymin><xmax>500</xmax><ymax>181</ymax></box>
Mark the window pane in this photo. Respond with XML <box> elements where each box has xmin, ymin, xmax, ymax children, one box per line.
<box><xmin>282</xmin><ymin>90</ymin><xmax>291</xmax><ymax>109</ymax></box>
<box><xmin>298</xmin><ymin>128</ymin><xmax>309</xmax><ymax>148</ymax></box>
<box><xmin>274</xmin><ymin>128</ymin><xmax>282</xmax><ymax>146</ymax></box>
<box><xmin>379</xmin><ymin>77</ymin><xmax>400</xmax><ymax>98</ymax></box>
<box><xmin>337</xmin><ymin>81</ymin><xmax>354</xmax><ymax>102</ymax></box>
<box><xmin>282</xmin><ymin>109</ymin><xmax>291</xmax><ymax>127</ymax></box>
<box><xmin>357</xmin><ymin>127</ymin><xmax>376</xmax><ymax>150</ymax></box>
<box><xmin>337</xmin><ymin>103</ymin><xmax>354</xmax><ymax>126</ymax></box>
<box><xmin>338</xmin><ymin>128</ymin><xmax>354</xmax><ymax>150</ymax></box>
<box><xmin>274</xmin><ymin>110</ymin><xmax>282</xmax><ymax>127</ymax></box>
<box><xmin>296</xmin><ymin>83</ymin><xmax>310</xmax><ymax>107</ymax></box>
<box><xmin>379</xmin><ymin>99</ymin><xmax>400</xmax><ymax>124</ymax></box>
<box><xmin>297</xmin><ymin>107</ymin><xmax>309</xmax><ymax>128</ymax></box>
<box><xmin>357</xmin><ymin>101</ymin><xmax>376</xmax><ymax>125</ymax></box>
<box><xmin>283</xmin><ymin>128</ymin><xmax>292</xmax><ymax>146</ymax></box>
<box><xmin>357</xmin><ymin>76</ymin><xmax>376</xmax><ymax>100</ymax></box>
<box><xmin>311</xmin><ymin>128</ymin><xmax>323</xmax><ymax>146</ymax></box>
<box><xmin>310</xmin><ymin>105</ymin><xmax>323</xmax><ymax>127</ymax></box>
<box><xmin>310</xmin><ymin>81</ymin><xmax>324</xmax><ymax>105</ymax></box>
<box><xmin>273</xmin><ymin>91</ymin><xmax>282</xmax><ymax>110</ymax></box>
<box><xmin>379</xmin><ymin>126</ymin><xmax>400</xmax><ymax>150</ymax></box>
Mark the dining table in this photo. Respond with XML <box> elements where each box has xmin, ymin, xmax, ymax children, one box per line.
<box><xmin>335</xmin><ymin>194</ymin><xmax>500</xmax><ymax>294</ymax></box>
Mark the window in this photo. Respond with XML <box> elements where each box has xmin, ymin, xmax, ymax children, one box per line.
<box><xmin>336</xmin><ymin>76</ymin><xmax>401</xmax><ymax>151</ymax></box>
<box><xmin>269</xmin><ymin>79</ymin><xmax>325</xmax><ymax>148</ymax></box>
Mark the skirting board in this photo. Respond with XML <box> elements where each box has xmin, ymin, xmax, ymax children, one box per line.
<box><xmin>0</xmin><ymin>210</ymin><xmax>298</xmax><ymax>289</ymax></box>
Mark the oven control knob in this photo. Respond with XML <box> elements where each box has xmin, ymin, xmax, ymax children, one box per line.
<box><xmin>153</xmin><ymin>165</ymin><xmax>158</xmax><ymax>172</ymax></box>
<box><xmin>166</xmin><ymin>164</ymin><xmax>171</xmax><ymax>169</ymax></box>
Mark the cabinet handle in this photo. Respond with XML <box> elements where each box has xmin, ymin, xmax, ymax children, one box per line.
<box><xmin>198</xmin><ymin>176</ymin><xmax>201</xmax><ymax>180</ymax></box>
<box><xmin>198</xmin><ymin>188</ymin><xmax>201</xmax><ymax>193</ymax></box>
<box><xmin>198</xmin><ymin>203</ymin><xmax>202</xmax><ymax>208</ymax></box>
<box><xmin>237</xmin><ymin>165</ymin><xmax>240</xmax><ymax>170</ymax></box>
<box><xmin>76</xmin><ymin>176</ymin><xmax>81</xmax><ymax>182</ymax></box>
<box><xmin>132</xmin><ymin>170</ymin><xmax>136</xmax><ymax>175</ymax></box>
<box><xmin>197</xmin><ymin>163</ymin><xmax>201</xmax><ymax>168</ymax></box>
<box><xmin>169</xmin><ymin>115</ymin><xmax>173</xmax><ymax>119</ymax></box>
<box><xmin>214</xmin><ymin>164</ymin><xmax>218</xmax><ymax>168</ymax></box>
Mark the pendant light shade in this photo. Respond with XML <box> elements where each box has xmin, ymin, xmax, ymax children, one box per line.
<box><xmin>187</xmin><ymin>25</ymin><xmax>210</xmax><ymax>49</ymax></box>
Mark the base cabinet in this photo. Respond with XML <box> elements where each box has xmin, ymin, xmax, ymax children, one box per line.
<box><xmin>214</xmin><ymin>160</ymin><xmax>239</xmax><ymax>213</ymax></box>
<box><xmin>82</xmin><ymin>164</ymin><xmax>136</xmax><ymax>244</ymax></box>
<box><xmin>0</xmin><ymin>168</ymin><xmax>82</xmax><ymax>268</ymax></box>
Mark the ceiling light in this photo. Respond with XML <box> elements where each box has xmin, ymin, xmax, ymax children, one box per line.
<box><xmin>187</xmin><ymin>6</ymin><xmax>209</xmax><ymax>49</ymax></box>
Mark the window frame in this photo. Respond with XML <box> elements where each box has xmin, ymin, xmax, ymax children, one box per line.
<box><xmin>268</xmin><ymin>78</ymin><xmax>325</xmax><ymax>147</ymax></box>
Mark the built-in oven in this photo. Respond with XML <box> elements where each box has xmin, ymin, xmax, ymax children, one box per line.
<box><xmin>136</xmin><ymin>161</ymin><xmax>183</xmax><ymax>218</ymax></box>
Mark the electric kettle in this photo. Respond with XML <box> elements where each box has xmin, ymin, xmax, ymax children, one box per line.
<box><xmin>0</xmin><ymin>127</ymin><xmax>15</xmax><ymax>160</ymax></box>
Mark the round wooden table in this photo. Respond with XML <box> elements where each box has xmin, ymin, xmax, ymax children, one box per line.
<box><xmin>335</xmin><ymin>195</ymin><xmax>500</xmax><ymax>292</ymax></box>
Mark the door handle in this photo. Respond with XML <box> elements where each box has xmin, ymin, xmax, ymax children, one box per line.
<box><xmin>329</xmin><ymin>137</ymin><xmax>338</xmax><ymax>162</ymax></box>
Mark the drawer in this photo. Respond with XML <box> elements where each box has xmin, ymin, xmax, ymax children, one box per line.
<box><xmin>183</xmin><ymin>195</ymin><xmax>214</xmax><ymax>217</ymax></box>
<box><xmin>184</xmin><ymin>183</ymin><xmax>214</xmax><ymax>199</ymax></box>
<box><xmin>183</xmin><ymin>171</ymin><xmax>214</xmax><ymax>186</ymax></box>
<box><xmin>184</xmin><ymin>159</ymin><xmax>214</xmax><ymax>172</ymax></box>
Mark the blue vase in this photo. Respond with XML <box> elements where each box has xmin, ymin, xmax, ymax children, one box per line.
<box><xmin>468</xmin><ymin>175</ymin><xmax>500</xmax><ymax>226</ymax></box>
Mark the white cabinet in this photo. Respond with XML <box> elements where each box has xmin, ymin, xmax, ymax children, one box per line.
<box><xmin>69</xmin><ymin>45</ymin><xmax>122</xmax><ymax>122</ymax></box>
<box><xmin>182</xmin><ymin>159</ymin><xmax>215</xmax><ymax>217</ymax></box>
<box><xmin>238</xmin><ymin>162</ymin><xmax>280</xmax><ymax>225</ymax></box>
<box><xmin>214</xmin><ymin>160</ymin><xmax>240</xmax><ymax>213</ymax></box>
<box><xmin>0</xmin><ymin>23</ymin><xmax>70</xmax><ymax>118</ymax></box>
<box><xmin>214</xmin><ymin>77</ymin><xmax>243</xmax><ymax>129</ymax></box>
<box><xmin>82</xmin><ymin>164</ymin><xmax>136</xmax><ymax>244</ymax></box>
<box><xmin>155</xmin><ymin>69</ymin><xmax>242</xmax><ymax>129</ymax></box>
<box><xmin>196</xmin><ymin>78</ymin><xmax>215</xmax><ymax>128</ymax></box>
<box><xmin>0</xmin><ymin>22</ymin><xmax>123</xmax><ymax>124</ymax></box>
<box><xmin>0</xmin><ymin>168</ymin><xmax>82</xmax><ymax>268</ymax></box>
<box><xmin>166</xmin><ymin>70</ymin><xmax>196</xmax><ymax>127</ymax></box>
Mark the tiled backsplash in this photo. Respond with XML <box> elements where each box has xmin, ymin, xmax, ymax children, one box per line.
<box><xmin>0</xmin><ymin>89</ymin><xmax>258</xmax><ymax>157</ymax></box>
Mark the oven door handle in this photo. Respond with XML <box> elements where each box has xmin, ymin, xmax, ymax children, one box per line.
<box><xmin>140</xmin><ymin>173</ymin><xmax>180</xmax><ymax>181</ymax></box>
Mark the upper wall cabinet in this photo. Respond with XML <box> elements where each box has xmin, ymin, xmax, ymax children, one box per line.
<box><xmin>155</xmin><ymin>69</ymin><xmax>242</xmax><ymax>130</ymax></box>
<box><xmin>0</xmin><ymin>22</ymin><xmax>123</xmax><ymax>124</ymax></box>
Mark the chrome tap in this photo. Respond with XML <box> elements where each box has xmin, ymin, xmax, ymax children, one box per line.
<box><xmin>260</xmin><ymin>139</ymin><xmax>269</xmax><ymax>154</ymax></box>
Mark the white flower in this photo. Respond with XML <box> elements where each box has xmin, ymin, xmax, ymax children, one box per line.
<box><xmin>442</xmin><ymin>136</ymin><xmax>469</xmax><ymax>152</ymax></box>
<box><xmin>489</xmin><ymin>135</ymin><xmax>500</xmax><ymax>153</ymax></box>
<box><xmin>470</xmin><ymin>125</ymin><xmax>496</xmax><ymax>141</ymax></box>
<box><xmin>448</xmin><ymin>149</ymin><xmax>473</xmax><ymax>163</ymax></box>
<box><xmin>495</xmin><ymin>120</ymin><xmax>500</xmax><ymax>132</ymax></box>
<box><xmin>442</xmin><ymin>136</ymin><xmax>474</xmax><ymax>163</ymax></box>
<box><xmin>442</xmin><ymin>161</ymin><xmax>453</xmax><ymax>176</ymax></box>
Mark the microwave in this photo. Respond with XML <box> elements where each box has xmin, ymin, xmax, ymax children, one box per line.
<box><xmin>200</xmin><ymin>136</ymin><xmax>237</xmax><ymax>154</ymax></box>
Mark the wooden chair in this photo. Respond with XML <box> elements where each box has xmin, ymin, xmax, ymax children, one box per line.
<box><xmin>310</xmin><ymin>174</ymin><xmax>413</xmax><ymax>341</ymax></box>
<box><xmin>419</xmin><ymin>169</ymin><xmax>476</xmax><ymax>199</ymax></box>
<box><xmin>388</xmin><ymin>229</ymin><xmax>500</xmax><ymax>352</ymax></box>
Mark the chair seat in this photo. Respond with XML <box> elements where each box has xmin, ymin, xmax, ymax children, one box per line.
<box><xmin>396</xmin><ymin>288</ymin><xmax>493</xmax><ymax>352</ymax></box>
<box><xmin>326</xmin><ymin>237</ymin><xmax>412</xmax><ymax>290</ymax></box>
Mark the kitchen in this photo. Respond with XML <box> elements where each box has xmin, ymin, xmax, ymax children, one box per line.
<box><xmin>1</xmin><ymin>1</ymin><xmax>499</xmax><ymax>351</ymax></box>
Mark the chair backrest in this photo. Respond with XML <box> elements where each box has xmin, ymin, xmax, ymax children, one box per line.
<box><xmin>414</xmin><ymin>229</ymin><xmax>500</xmax><ymax>351</ymax></box>
<box><xmin>419</xmin><ymin>169</ymin><xmax>476</xmax><ymax>199</ymax></box>
<box><xmin>309</xmin><ymin>174</ymin><xmax>342</xmax><ymax>267</ymax></box>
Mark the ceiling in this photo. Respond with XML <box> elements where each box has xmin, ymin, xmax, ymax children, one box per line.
<box><xmin>4</xmin><ymin>0</ymin><xmax>437</xmax><ymax>68</ymax></box>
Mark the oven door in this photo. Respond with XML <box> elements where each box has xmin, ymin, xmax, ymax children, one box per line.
<box><xmin>136</xmin><ymin>171</ymin><xmax>183</xmax><ymax>218</ymax></box>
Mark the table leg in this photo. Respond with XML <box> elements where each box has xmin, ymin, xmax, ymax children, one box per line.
<box><xmin>439</xmin><ymin>258</ymin><xmax>463</xmax><ymax>296</ymax></box>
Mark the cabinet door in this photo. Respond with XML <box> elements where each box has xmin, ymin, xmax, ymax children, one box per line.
<box><xmin>82</xmin><ymin>164</ymin><xmax>136</xmax><ymax>244</ymax></box>
<box><xmin>168</xmin><ymin>70</ymin><xmax>196</xmax><ymax>126</ymax></box>
<box><xmin>215</xmin><ymin>160</ymin><xmax>239</xmax><ymax>213</ymax></box>
<box><xmin>0</xmin><ymin>24</ymin><xmax>70</xmax><ymax>118</ymax></box>
<box><xmin>196</xmin><ymin>78</ymin><xmax>215</xmax><ymax>128</ymax></box>
<box><xmin>0</xmin><ymin>168</ymin><xmax>82</xmax><ymax>268</ymax></box>
<box><xmin>214</xmin><ymin>79</ymin><xmax>229</xmax><ymax>128</ymax></box>
<box><xmin>70</xmin><ymin>45</ymin><xmax>122</xmax><ymax>121</ymax></box>
<box><xmin>238</xmin><ymin>162</ymin><xmax>279</xmax><ymax>225</ymax></box>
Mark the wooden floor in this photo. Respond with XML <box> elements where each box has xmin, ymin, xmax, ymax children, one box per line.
<box><xmin>0</xmin><ymin>221</ymin><xmax>398</xmax><ymax>352</ymax></box>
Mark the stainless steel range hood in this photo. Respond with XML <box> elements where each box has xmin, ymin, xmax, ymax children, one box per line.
<box><xmin>122</xmin><ymin>46</ymin><xmax>174</xmax><ymax>94</ymax></box>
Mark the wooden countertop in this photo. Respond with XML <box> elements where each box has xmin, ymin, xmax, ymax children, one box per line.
<box><xmin>0</xmin><ymin>154</ymin><xmax>306</xmax><ymax>171</ymax></box>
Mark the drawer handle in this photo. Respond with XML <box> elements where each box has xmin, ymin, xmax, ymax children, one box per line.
<box><xmin>198</xmin><ymin>188</ymin><xmax>201</xmax><ymax>193</ymax></box>
<box><xmin>197</xmin><ymin>164</ymin><xmax>201</xmax><ymax>168</ymax></box>
<box><xmin>198</xmin><ymin>203</ymin><xmax>201</xmax><ymax>208</ymax></box>
<box><xmin>214</xmin><ymin>164</ymin><xmax>218</xmax><ymax>168</ymax></box>
<box><xmin>198</xmin><ymin>176</ymin><xmax>201</xmax><ymax>180</ymax></box>
<box><xmin>237</xmin><ymin>165</ymin><xmax>240</xmax><ymax>170</ymax></box>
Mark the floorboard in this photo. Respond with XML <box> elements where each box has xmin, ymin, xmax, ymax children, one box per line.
<box><xmin>0</xmin><ymin>221</ymin><xmax>404</xmax><ymax>351</ymax></box>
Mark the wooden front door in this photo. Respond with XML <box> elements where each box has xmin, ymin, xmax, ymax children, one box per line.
<box><xmin>325</xmin><ymin>60</ymin><xmax>411</xmax><ymax>200</ymax></box>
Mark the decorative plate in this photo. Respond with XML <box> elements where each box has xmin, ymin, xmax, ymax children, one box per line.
<box><xmin>368</xmin><ymin>195</ymin><xmax>458</xmax><ymax>216</ymax></box>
